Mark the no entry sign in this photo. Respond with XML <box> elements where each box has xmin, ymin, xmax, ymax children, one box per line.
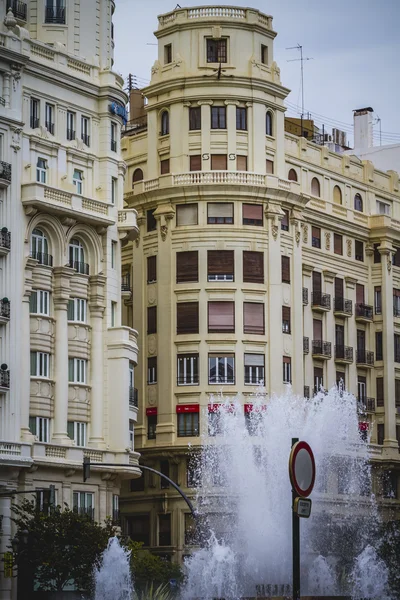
<box><xmin>289</xmin><ymin>440</ymin><xmax>316</xmax><ymax>498</ymax></box>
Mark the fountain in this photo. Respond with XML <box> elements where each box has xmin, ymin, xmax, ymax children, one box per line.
<box><xmin>94</xmin><ymin>536</ymin><xmax>133</xmax><ymax>600</ymax></box>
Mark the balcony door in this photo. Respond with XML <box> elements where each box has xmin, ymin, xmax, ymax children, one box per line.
<box><xmin>334</xmin><ymin>277</ymin><xmax>343</xmax><ymax>298</ymax></box>
<box><xmin>312</xmin><ymin>271</ymin><xmax>322</xmax><ymax>293</ymax></box>
<box><xmin>358</xmin><ymin>376</ymin><xmax>366</xmax><ymax>402</ymax></box>
<box><xmin>335</xmin><ymin>324</ymin><xmax>344</xmax><ymax>347</ymax></box>
<box><xmin>357</xmin><ymin>329</ymin><xmax>366</xmax><ymax>351</ymax></box>
<box><xmin>69</xmin><ymin>238</ymin><xmax>84</xmax><ymax>267</ymax></box>
<box><xmin>313</xmin><ymin>319</ymin><xmax>322</xmax><ymax>341</ymax></box>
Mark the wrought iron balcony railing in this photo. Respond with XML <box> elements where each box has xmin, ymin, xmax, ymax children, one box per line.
<box><xmin>394</xmin><ymin>304</ymin><xmax>400</xmax><ymax>318</ymax></box>
<box><xmin>356</xmin><ymin>349</ymin><xmax>374</xmax><ymax>366</ymax></box>
<box><xmin>68</xmin><ymin>260</ymin><xmax>89</xmax><ymax>275</ymax></box>
<box><xmin>81</xmin><ymin>133</ymin><xmax>90</xmax><ymax>147</ymax></box>
<box><xmin>0</xmin><ymin>299</ymin><xmax>10</xmax><ymax>319</ymax></box>
<box><xmin>45</xmin><ymin>6</ymin><xmax>65</xmax><ymax>23</ymax></box>
<box><xmin>0</xmin><ymin>162</ymin><xmax>12</xmax><ymax>183</ymax></box>
<box><xmin>121</xmin><ymin>273</ymin><xmax>131</xmax><ymax>292</ymax></box>
<box><xmin>129</xmin><ymin>386</ymin><xmax>138</xmax><ymax>408</ymax></box>
<box><xmin>303</xmin><ymin>337</ymin><xmax>309</xmax><ymax>354</ymax></box>
<box><xmin>177</xmin><ymin>375</ymin><xmax>199</xmax><ymax>385</ymax></box>
<box><xmin>334</xmin><ymin>297</ymin><xmax>352</xmax><ymax>315</ymax></box>
<box><xmin>209</xmin><ymin>375</ymin><xmax>235</xmax><ymax>385</ymax></box>
<box><xmin>311</xmin><ymin>291</ymin><xmax>331</xmax><ymax>310</ymax></box>
<box><xmin>0</xmin><ymin>229</ymin><xmax>11</xmax><ymax>250</ymax></box>
<box><xmin>355</xmin><ymin>303</ymin><xmax>373</xmax><ymax>320</ymax></box>
<box><xmin>67</xmin><ymin>128</ymin><xmax>75</xmax><ymax>141</ymax></box>
<box><xmin>30</xmin><ymin>117</ymin><xmax>39</xmax><ymax>129</ymax></box>
<box><xmin>302</xmin><ymin>287</ymin><xmax>308</xmax><ymax>305</ymax></box>
<box><xmin>6</xmin><ymin>0</ymin><xmax>27</xmax><ymax>20</ymax></box>
<box><xmin>312</xmin><ymin>340</ymin><xmax>332</xmax><ymax>357</ymax></box>
<box><xmin>335</xmin><ymin>345</ymin><xmax>353</xmax><ymax>361</ymax></box>
<box><xmin>45</xmin><ymin>121</ymin><xmax>54</xmax><ymax>135</ymax></box>
<box><xmin>358</xmin><ymin>397</ymin><xmax>376</xmax><ymax>412</ymax></box>
<box><xmin>125</xmin><ymin>114</ymin><xmax>148</xmax><ymax>134</ymax></box>
<box><xmin>0</xmin><ymin>370</ymin><xmax>10</xmax><ymax>388</ymax></box>
<box><xmin>30</xmin><ymin>251</ymin><xmax>53</xmax><ymax>266</ymax></box>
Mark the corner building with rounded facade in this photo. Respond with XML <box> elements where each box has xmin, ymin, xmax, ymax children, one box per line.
<box><xmin>121</xmin><ymin>6</ymin><xmax>400</xmax><ymax>561</ymax></box>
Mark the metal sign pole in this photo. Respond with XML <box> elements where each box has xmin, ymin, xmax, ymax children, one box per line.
<box><xmin>291</xmin><ymin>437</ymin><xmax>300</xmax><ymax>600</ymax></box>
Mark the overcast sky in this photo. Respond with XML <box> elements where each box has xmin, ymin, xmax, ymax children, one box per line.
<box><xmin>114</xmin><ymin>0</ymin><xmax>400</xmax><ymax>148</ymax></box>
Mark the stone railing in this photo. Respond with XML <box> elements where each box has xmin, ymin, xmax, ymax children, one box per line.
<box><xmin>45</xmin><ymin>445</ymin><xmax>67</xmax><ymax>459</ymax></box>
<box><xmin>173</xmin><ymin>171</ymin><xmax>267</xmax><ymax>186</ymax></box>
<box><xmin>84</xmin><ymin>450</ymin><xmax>103</xmax><ymax>463</ymax></box>
<box><xmin>44</xmin><ymin>187</ymin><xmax>72</xmax><ymax>206</ymax></box>
<box><xmin>158</xmin><ymin>6</ymin><xmax>271</xmax><ymax>28</ymax></box>
<box><xmin>188</xmin><ymin>6</ymin><xmax>246</xmax><ymax>18</ymax></box>
<box><xmin>82</xmin><ymin>197</ymin><xmax>108</xmax><ymax>215</ymax></box>
<box><xmin>144</xmin><ymin>178</ymin><xmax>160</xmax><ymax>192</ymax></box>
<box><xmin>0</xmin><ymin>442</ymin><xmax>21</xmax><ymax>455</ymax></box>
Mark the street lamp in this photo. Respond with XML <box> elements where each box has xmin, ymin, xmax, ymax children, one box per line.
<box><xmin>11</xmin><ymin>529</ymin><xmax>29</xmax><ymax>554</ymax></box>
<box><xmin>11</xmin><ymin>529</ymin><xmax>30</xmax><ymax>600</ymax></box>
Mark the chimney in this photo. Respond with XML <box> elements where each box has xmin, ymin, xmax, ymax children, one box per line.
<box><xmin>353</xmin><ymin>107</ymin><xmax>373</xmax><ymax>150</ymax></box>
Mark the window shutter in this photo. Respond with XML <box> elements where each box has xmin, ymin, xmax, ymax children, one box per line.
<box><xmin>67</xmin><ymin>421</ymin><xmax>74</xmax><ymax>439</ymax></box>
<box><xmin>189</xmin><ymin>107</ymin><xmax>201</xmax><ymax>130</ymax></box>
<box><xmin>334</xmin><ymin>233</ymin><xmax>342</xmax><ymax>255</ymax></box>
<box><xmin>190</xmin><ymin>155</ymin><xmax>201</xmax><ymax>171</ymax></box>
<box><xmin>68</xmin><ymin>358</ymin><xmax>74</xmax><ymax>382</ymax></box>
<box><xmin>377</xmin><ymin>424</ymin><xmax>384</xmax><ymax>445</ymax></box>
<box><xmin>208</xmin><ymin>301</ymin><xmax>235</xmax><ymax>333</ymax></box>
<box><xmin>207</xmin><ymin>250</ymin><xmax>234</xmax><ymax>277</ymax></box>
<box><xmin>282</xmin><ymin>306</ymin><xmax>291</xmax><ymax>330</ymax></box>
<box><xmin>211</xmin><ymin>154</ymin><xmax>227</xmax><ymax>170</ymax></box>
<box><xmin>314</xmin><ymin>367</ymin><xmax>323</xmax><ymax>385</ymax></box>
<box><xmin>311</xmin><ymin>178</ymin><xmax>320</xmax><ymax>197</ymax></box>
<box><xmin>281</xmin><ymin>256</ymin><xmax>290</xmax><ymax>283</ymax></box>
<box><xmin>177</xmin><ymin>302</ymin><xmax>199</xmax><ymax>334</ymax></box>
<box><xmin>147</xmin><ymin>306</ymin><xmax>157</xmax><ymax>334</ymax></box>
<box><xmin>29</xmin><ymin>416</ymin><xmax>37</xmax><ymax>435</ymax></box>
<box><xmin>147</xmin><ymin>255</ymin><xmax>157</xmax><ymax>283</ymax></box>
<box><xmin>67</xmin><ymin>299</ymin><xmax>74</xmax><ymax>320</ymax></box>
<box><xmin>355</xmin><ymin>240</ymin><xmax>364</xmax><ymax>260</ymax></box>
<box><xmin>333</xmin><ymin>186</ymin><xmax>342</xmax><ymax>204</ymax></box>
<box><xmin>208</xmin><ymin>203</ymin><xmax>233</xmax><ymax>218</ymax></box>
<box><xmin>244</xmin><ymin>353</ymin><xmax>264</xmax><ymax>366</ymax></box>
<box><xmin>243</xmin><ymin>302</ymin><xmax>264</xmax><ymax>335</ymax></box>
<box><xmin>30</xmin><ymin>351</ymin><xmax>37</xmax><ymax>376</ymax></box>
<box><xmin>160</xmin><ymin>159</ymin><xmax>170</xmax><ymax>174</ymax></box>
<box><xmin>376</xmin><ymin>377</ymin><xmax>384</xmax><ymax>407</ymax></box>
<box><xmin>312</xmin><ymin>226</ymin><xmax>321</xmax><ymax>242</ymax></box>
<box><xmin>243</xmin><ymin>204</ymin><xmax>263</xmax><ymax>223</ymax></box>
<box><xmin>312</xmin><ymin>271</ymin><xmax>321</xmax><ymax>293</ymax></box>
<box><xmin>176</xmin><ymin>251</ymin><xmax>198</xmax><ymax>283</ymax></box>
<box><xmin>395</xmin><ymin>379</ymin><xmax>400</xmax><ymax>407</ymax></box>
<box><xmin>288</xmin><ymin>169</ymin><xmax>297</xmax><ymax>181</ymax></box>
<box><xmin>313</xmin><ymin>319</ymin><xmax>322</xmax><ymax>340</ymax></box>
<box><xmin>334</xmin><ymin>278</ymin><xmax>343</xmax><ymax>298</ymax></box>
<box><xmin>30</xmin><ymin>291</ymin><xmax>38</xmax><ymax>313</ymax></box>
<box><xmin>176</xmin><ymin>204</ymin><xmax>198</xmax><ymax>226</ymax></box>
<box><xmin>266</xmin><ymin>159</ymin><xmax>274</xmax><ymax>174</ymax></box>
<box><xmin>243</xmin><ymin>251</ymin><xmax>264</xmax><ymax>284</ymax></box>
<box><xmin>237</xmin><ymin>155</ymin><xmax>247</xmax><ymax>171</ymax></box>
<box><xmin>356</xmin><ymin>284</ymin><xmax>365</xmax><ymax>304</ymax></box>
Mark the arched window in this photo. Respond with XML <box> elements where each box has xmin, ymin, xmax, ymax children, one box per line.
<box><xmin>31</xmin><ymin>228</ymin><xmax>52</xmax><ymax>266</ymax></box>
<box><xmin>266</xmin><ymin>112</ymin><xmax>273</xmax><ymax>136</ymax></box>
<box><xmin>288</xmin><ymin>169</ymin><xmax>298</xmax><ymax>182</ymax></box>
<box><xmin>311</xmin><ymin>177</ymin><xmax>320</xmax><ymax>197</ymax></box>
<box><xmin>132</xmin><ymin>168</ymin><xmax>144</xmax><ymax>188</ymax></box>
<box><xmin>333</xmin><ymin>185</ymin><xmax>342</xmax><ymax>205</ymax></box>
<box><xmin>161</xmin><ymin>111</ymin><xmax>169</xmax><ymax>136</ymax></box>
<box><xmin>68</xmin><ymin>238</ymin><xmax>88</xmax><ymax>274</ymax></box>
<box><xmin>354</xmin><ymin>193</ymin><xmax>363</xmax><ymax>212</ymax></box>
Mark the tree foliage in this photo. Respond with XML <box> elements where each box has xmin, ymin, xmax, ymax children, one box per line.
<box><xmin>126</xmin><ymin>540</ymin><xmax>183</xmax><ymax>592</ymax></box>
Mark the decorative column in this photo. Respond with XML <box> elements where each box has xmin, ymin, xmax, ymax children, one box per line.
<box><xmin>323</xmin><ymin>269</ymin><xmax>337</xmax><ymax>389</ymax></box>
<box><xmin>89</xmin><ymin>275</ymin><xmax>106</xmax><ymax>448</ymax></box>
<box><xmin>20</xmin><ymin>259</ymin><xmax>37</xmax><ymax>441</ymax></box>
<box><xmin>52</xmin><ymin>267</ymin><xmax>74</xmax><ymax>444</ymax></box>
<box><xmin>379</xmin><ymin>244</ymin><xmax>397</xmax><ymax>448</ymax></box>
<box><xmin>225</xmin><ymin>100</ymin><xmax>238</xmax><ymax>171</ymax></box>
<box><xmin>302</xmin><ymin>263</ymin><xmax>314</xmax><ymax>397</ymax></box>
<box><xmin>290</xmin><ymin>210</ymin><xmax>304</xmax><ymax>396</ymax></box>
<box><xmin>345</xmin><ymin>276</ymin><xmax>358</xmax><ymax>396</ymax></box>
<box><xmin>199</xmin><ymin>100</ymin><xmax>212</xmax><ymax>168</ymax></box>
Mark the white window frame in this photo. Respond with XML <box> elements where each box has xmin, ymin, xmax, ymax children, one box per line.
<box><xmin>30</xmin><ymin>416</ymin><xmax>50</xmax><ymax>443</ymax></box>
<box><xmin>394</xmin><ymin>294</ymin><xmax>400</xmax><ymax>314</ymax></box>
<box><xmin>36</xmin><ymin>158</ymin><xmax>47</xmax><ymax>183</ymax></box>
<box><xmin>129</xmin><ymin>419</ymin><xmax>134</xmax><ymax>450</ymax></box>
<box><xmin>111</xmin><ymin>177</ymin><xmax>117</xmax><ymax>205</ymax></box>
<box><xmin>129</xmin><ymin>363</ymin><xmax>134</xmax><ymax>388</ymax></box>
<box><xmin>68</xmin><ymin>298</ymin><xmax>87</xmax><ymax>323</ymax></box>
<box><xmin>81</xmin><ymin>116</ymin><xmax>90</xmax><ymax>145</ymax></box>
<box><xmin>74</xmin><ymin>422</ymin><xmax>87</xmax><ymax>447</ymax></box>
<box><xmin>31</xmin><ymin>351</ymin><xmax>50</xmax><ymax>378</ymax></box>
<box><xmin>111</xmin><ymin>122</ymin><xmax>117</xmax><ymax>148</ymax></box>
<box><xmin>73</xmin><ymin>169</ymin><xmax>83</xmax><ymax>195</ymax></box>
<box><xmin>208</xmin><ymin>355</ymin><xmax>235</xmax><ymax>385</ymax></box>
<box><xmin>72</xmin><ymin>491</ymin><xmax>94</xmax><ymax>514</ymax></box>
<box><xmin>111</xmin><ymin>301</ymin><xmax>117</xmax><ymax>327</ymax></box>
<box><xmin>30</xmin><ymin>98</ymin><xmax>40</xmax><ymax>127</ymax></box>
<box><xmin>69</xmin><ymin>238</ymin><xmax>85</xmax><ymax>266</ymax></box>
<box><xmin>30</xmin><ymin>290</ymin><xmax>50</xmax><ymax>316</ymax></box>
<box><xmin>45</xmin><ymin>103</ymin><xmax>54</xmax><ymax>132</ymax></box>
<box><xmin>31</xmin><ymin>228</ymin><xmax>48</xmax><ymax>256</ymax></box>
<box><xmin>67</xmin><ymin>111</ymin><xmax>75</xmax><ymax>139</ymax></box>
<box><xmin>244</xmin><ymin>355</ymin><xmax>265</xmax><ymax>385</ymax></box>
<box><xmin>208</xmin><ymin>274</ymin><xmax>234</xmax><ymax>282</ymax></box>
<box><xmin>111</xmin><ymin>241</ymin><xmax>117</xmax><ymax>269</ymax></box>
<box><xmin>283</xmin><ymin>359</ymin><xmax>291</xmax><ymax>384</ymax></box>
<box><xmin>69</xmin><ymin>358</ymin><xmax>87</xmax><ymax>384</ymax></box>
<box><xmin>177</xmin><ymin>354</ymin><xmax>198</xmax><ymax>385</ymax></box>
<box><xmin>376</xmin><ymin>200</ymin><xmax>390</xmax><ymax>216</ymax></box>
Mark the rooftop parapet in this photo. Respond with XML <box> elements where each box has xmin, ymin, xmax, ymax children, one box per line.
<box><xmin>157</xmin><ymin>5</ymin><xmax>274</xmax><ymax>33</ymax></box>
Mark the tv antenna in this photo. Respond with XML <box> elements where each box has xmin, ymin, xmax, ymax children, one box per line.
<box><xmin>374</xmin><ymin>115</ymin><xmax>382</xmax><ymax>146</ymax></box>
<box><xmin>287</xmin><ymin>44</ymin><xmax>313</xmax><ymax>118</ymax></box>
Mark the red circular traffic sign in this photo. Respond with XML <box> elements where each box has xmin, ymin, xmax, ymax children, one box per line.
<box><xmin>289</xmin><ymin>441</ymin><xmax>316</xmax><ymax>498</ymax></box>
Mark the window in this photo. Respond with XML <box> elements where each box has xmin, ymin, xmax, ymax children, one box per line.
<box><xmin>81</xmin><ymin>116</ymin><xmax>90</xmax><ymax>146</ymax></box>
<box><xmin>45</xmin><ymin>103</ymin><xmax>54</xmax><ymax>134</ymax></box>
<box><xmin>207</xmin><ymin>250</ymin><xmax>234</xmax><ymax>281</ymax></box>
<box><xmin>236</xmin><ymin>107</ymin><xmax>247</xmax><ymax>130</ymax></box>
<box><xmin>185</xmin><ymin>513</ymin><xmax>198</xmax><ymax>545</ymax></box>
<box><xmin>147</xmin><ymin>306</ymin><xmax>157</xmax><ymax>334</ymax></box>
<box><xmin>237</xmin><ymin>155</ymin><xmax>248</xmax><ymax>171</ymax></box>
<box><xmin>394</xmin><ymin>289</ymin><xmax>400</xmax><ymax>317</ymax></box>
<box><xmin>160</xmin><ymin>158</ymin><xmax>170</xmax><ymax>174</ymax></box>
<box><xmin>375</xmin><ymin>286</ymin><xmax>382</xmax><ymax>314</ymax></box>
<box><xmin>376</xmin><ymin>200</ymin><xmax>390</xmax><ymax>215</ymax></box>
<box><xmin>177</xmin><ymin>354</ymin><xmax>199</xmax><ymax>385</ymax></box>
<box><xmin>266</xmin><ymin>159</ymin><xmax>274</xmax><ymax>174</ymax></box>
<box><xmin>208</xmin><ymin>301</ymin><xmax>235</xmax><ymax>333</ymax></box>
<box><xmin>333</xmin><ymin>185</ymin><xmax>342</xmax><ymax>205</ymax></box>
<box><xmin>282</xmin><ymin>306</ymin><xmax>291</xmax><ymax>334</ymax></box>
<box><xmin>373</xmin><ymin>244</ymin><xmax>381</xmax><ymax>263</ymax></box>
<box><xmin>393</xmin><ymin>247</ymin><xmax>400</xmax><ymax>267</ymax></box>
<box><xmin>30</xmin><ymin>98</ymin><xmax>40</xmax><ymax>129</ymax></box>
<box><xmin>354</xmin><ymin>193</ymin><xmax>363</xmax><ymax>212</ymax></box>
<box><xmin>148</xmin><ymin>357</ymin><xmax>157</xmax><ymax>384</ymax></box>
<box><xmin>73</xmin><ymin>169</ymin><xmax>83</xmax><ymax>194</ymax></box>
<box><xmin>376</xmin><ymin>377</ymin><xmax>384</xmax><ymax>408</ymax></box>
<box><xmin>158</xmin><ymin>513</ymin><xmax>171</xmax><ymax>546</ymax></box>
<box><xmin>160</xmin><ymin>111</ymin><xmax>169</xmax><ymax>136</ymax></box>
<box><xmin>127</xmin><ymin>515</ymin><xmax>149</xmax><ymax>545</ymax></box>
<box><xmin>187</xmin><ymin>457</ymin><xmax>201</xmax><ymax>488</ymax></box>
<box><xmin>176</xmin><ymin>251</ymin><xmax>198</xmax><ymax>283</ymax></box>
<box><xmin>243</xmin><ymin>302</ymin><xmax>264</xmax><ymax>335</ymax></box>
<box><xmin>243</xmin><ymin>251</ymin><xmax>264</xmax><ymax>284</ymax></box>
<box><xmin>288</xmin><ymin>168</ymin><xmax>297</xmax><ymax>182</ymax></box>
<box><xmin>67</xmin><ymin>298</ymin><xmax>87</xmax><ymax>322</ymax></box>
<box><xmin>190</xmin><ymin>155</ymin><xmax>201</xmax><ymax>171</ymax></box>
<box><xmin>29</xmin><ymin>416</ymin><xmax>50</xmax><ymax>443</ymax></box>
<box><xmin>177</xmin><ymin>407</ymin><xmax>199</xmax><ymax>436</ymax></box>
<box><xmin>261</xmin><ymin>44</ymin><xmax>268</xmax><ymax>64</ymax></box>
<box><xmin>355</xmin><ymin>240</ymin><xmax>364</xmax><ymax>262</ymax></box>
<box><xmin>208</xmin><ymin>407</ymin><xmax>223</xmax><ymax>437</ymax></box>
<box><xmin>209</xmin><ymin>354</ymin><xmax>235</xmax><ymax>384</ymax></box>
<box><xmin>45</xmin><ymin>0</ymin><xmax>66</xmax><ymax>24</ymax></box>
<box><xmin>68</xmin><ymin>238</ymin><xmax>87</xmax><ymax>274</ymax></box>
<box><xmin>36</xmin><ymin>158</ymin><xmax>47</xmax><ymax>183</ymax></box>
<box><xmin>281</xmin><ymin>256</ymin><xmax>290</xmax><ymax>283</ymax></box>
<box><xmin>314</xmin><ymin>367</ymin><xmax>323</xmax><ymax>393</ymax></box>
<box><xmin>30</xmin><ymin>352</ymin><xmax>50</xmax><ymax>378</ymax></box>
<box><xmin>67</xmin><ymin>111</ymin><xmax>75</xmax><ymax>140</ymax></box>
<box><xmin>283</xmin><ymin>356</ymin><xmax>291</xmax><ymax>384</ymax></box>
<box><xmin>207</xmin><ymin>202</ymin><xmax>233</xmax><ymax>224</ymax></box>
<box><xmin>72</xmin><ymin>492</ymin><xmax>94</xmax><ymax>518</ymax></box>
<box><xmin>129</xmin><ymin>419</ymin><xmax>134</xmax><ymax>450</ymax></box>
<box><xmin>211</xmin><ymin>154</ymin><xmax>227</xmax><ymax>170</ymax></box>
<box><xmin>396</xmin><ymin>380</ymin><xmax>400</xmax><ymax>411</ymax></box>
<box><xmin>147</xmin><ymin>412</ymin><xmax>157</xmax><ymax>440</ymax></box>
<box><xmin>147</xmin><ymin>209</ymin><xmax>157</xmax><ymax>232</ymax></box>
<box><xmin>266</xmin><ymin>112</ymin><xmax>273</xmax><ymax>136</ymax></box>
<box><xmin>111</xmin><ymin>122</ymin><xmax>117</xmax><ymax>151</ymax></box>
<box><xmin>67</xmin><ymin>421</ymin><xmax>87</xmax><ymax>447</ymax></box>
<box><xmin>376</xmin><ymin>331</ymin><xmax>383</xmax><ymax>361</ymax></box>
<box><xmin>30</xmin><ymin>290</ymin><xmax>50</xmax><ymax>316</ymax></box>
<box><xmin>281</xmin><ymin>210</ymin><xmax>289</xmax><ymax>231</ymax></box>
<box><xmin>176</xmin><ymin>302</ymin><xmax>199</xmax><ymax>334</ymax></box>
<box><xmin>132</xmin><ymin>168</ymin><xmax>144</xmax><ymax>186</ymax></box>
<box><xmin>312</xmin><ymin>227</ymin><xmax>321</xmax><ymax>249</ymax></box>
<box><xmin>395</xmin><ymin>334</ymin><xmax>400</xmax><ymax>363</ymax></box>
<box><xmin>31</xmin><ymin>228</ymin><xmax>51</xmax><ymax>265</ymax></box>
<box><xmin>211</xmin><ymin>106</ymin><xmax>226</xmax><ymax>129</ymax></box>
<box><xmin>243</xmin><ymin>204</ymin><xmax>262</xmax><ymax>226</ymax></box>
<box><xmin>189</xmin><ymin>107</ymin><xmax>201</xmax><ymax>130</ymax></box>
<box><xmin>311</xmin><ymin>178</ymin><xmax>320</xmax><ymax>197</ymax></box>
<box><xmin>313</xmin><ymin>271</ymin><xmax>322</xmax><ymax>295</ymax></box>
<box><xmin>244</xmin><ymin>354</ymin><xmax>264</xmax><ymax>385</ymax></box>
<box><xmin>147</xmin><ymin>255</ymin><xmax>157</xmax><ymax>283</ymax></box>
<box><xmin>111</xmin><ymin>301</ymin><xmax>117</xmax><ymax>327</ymax></box>
<box><xmin>382</xmin><ymin>472</ymin><xmax>398</xmax><ymax>499</ymax></box>
<box><xmin>176</xmin><ymin>204</ymin><xmax>198</xmax><ymax>226</ymax></box>
<box><xmin>377</xmin><ymin>423</ymin><xmax>384</xmax><ymax>446</ymax></box>
<box><xmin>334</xmin><ymin>233</ymin><xmax>343</xmax><ymax>255</ymax></box>
<box><xmin>207</xmin><ymin>38</ymin><xmax>227</xmax><ymax>63</ymax></box>
<box><xmin>111</xmin><ymin>177</ymin><xmax>117</xmax><ymax>205</ymax></box>
<box><xmin>164</xmin><ymin>43</ymin><xmax>172</xmax><ymax>64</ymax></box>
<box><xmin>160</xmin><ymin>460</ymin><xmax>170</xmax><ymax>489</ymax></box>
<box><xmin>68</xmin><ymin>358</ymin><xmax>87</xmax><ymax>384</ymax></box>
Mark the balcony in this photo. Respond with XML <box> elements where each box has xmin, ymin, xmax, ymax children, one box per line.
<box><xmin>30</xmin><ymin>251</ymin><xmax>53</xmax><ymax>267</ymax></box>
<box><xmin>6</xmin><ymin>1</ymin><xmax>27</xmax><ymax>20</ymax></box>
<box><xmin>303</xmin><ymin>337</ymin><xmax>309</xmax><ymax>354</ymax></box>
<box><xmin>312</xmin><ymin>340</ymin><xmax>332</xmax><ymax>359</ymax></box>
<box><xmin>0</xmin><ymin>299</ymin><xmax>10</xmax><ymax>323</ymax></box>
<box><xmin>121</xmin><ymin>273</ymin><xmax>131</xmax><ymax>293</ymax></box>
<box><xmin>334</xmin><ymin>345</ymin><xmax>353</xmax><ymax>363</ymax></box>
<box><xmin>45</xmin><ymin>6</ymin><xmax>65</xmax><ymax>24</ymax></box>
<box><xmin>67</xmin><ymin>129</ymin><xmax>75</xmax><ymax>141</ymax></box>
<box><xmin>22</xmin><ymin>183</ymin><xmax>114</xmax><ymax>228</ymax></box>
<box><xmin>118</xmin><ymin>209</ymin><xmax>139</xmax><ymax>243</ymax></box>
<box><xmin>45</xmin><ymin>121</ymin><xmax>55</xmax><ymax>135</ymax></box>
<box><xmin>302</xmin><ymin>288</ymin><xmax>308</xmax><ymax>305</ymax></box>
<box><xmin>0</xmin><ymin>369</ymin><xmax>10</xmax><ymax>390</ymax></box>
<box><xmin>0</xmin><ymin>229</ymin><xmax>11</xmax><ymax>255</ymax></box>
<box><xmin>68</xmin><ymin>260</ymin><xmax>89</xmax><ymax>275</ymax></box>
<box><xmin>30</xmin><ymin>117</ymin><xmax>39</xmax><ymax>129</ymax></box>
<box><xmin>0</xmin><ymin>161</ymin><xmax>11</xmax><ymax>187</ymax></box>
<box><xmin>358</xmin><ymin>398</ymin><xmax>376</xmax><ymax>413</ymax></box>
<box><xmin>334</xmin><ymin>297</ymin><xmax>352</xmax><ymax>317</ymax></box>
<box><xmin>124</xmin><ymin>115</ymin><xmax>148</xmax><ymax>135</ymax></box>
<box><xmin>73</xmin><ymin>507</ymin><xmax>94</xmax><ymax>520</ymax></box>
<box><xmin>355</xmin><ymin>303</ymin><xmax>373</xmax><ymax>322</ymax></box>
<box><xmin>394</xmin><ymin>304</ymin><xmax>400</xmax><ymax>318</ymax></box>
<box><xmin>129</xmin><ymin>386</ymin><xmax>138</xmax><ymax>409</ymax></box>
<box><xmin>356</xmin><ymin>349</ymin><xmax>374</xmax><ymax>367</ymax></box>
<box><xmin>178</xmin><ymin>375</ymin><xmax>200</xmax><ymax>385</ymax></box>
<box><xmin>311</xmin><ymin>292</ymin><xmax>331</xmax><ymax>311</ymax></box>
<box><xmin>304</xmin><ymin>386</ymin><xmax>310</xmax><ymax>399</ymax></box>
<box><xmin>81</xmin><ymin>133</ymin><xmax>90</xmax><ymax>147</ymax></box>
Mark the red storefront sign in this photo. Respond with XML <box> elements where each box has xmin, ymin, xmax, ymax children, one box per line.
<box><xmin>358</xmin><ymin>421</ymin><xmax>369</xmax><ymax>432</ymax></box>
<box><xmin>244</xmin><ymin>403</ymin><xmax>267</xmax><ymax>413</ymax></box>
<box><xmin>207</xmin><ymin>403</ymin><xmax>235</xmax><ymax>413</ymax></box>
<box><xmin>146</xmin><ymin>408</ymin><xmax>158</xmax><ymax>416</ymax></box>
<box><xmin>176</xmin><ymin>404</ymin><xmax>199</xmax><ymax>413</ymax></box>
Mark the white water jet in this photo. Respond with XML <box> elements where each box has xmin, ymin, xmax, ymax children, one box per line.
<box><xmin>94</xmin><ymin>536</ymin><xmax>133</xmax><ymax>600</ymax></box>
<box><xmin>308</xmin><ymin>555</ymin><xmax>336</xmax><ymax>596</ymax></box>
<box><xmin>351</xmin><ymin>545</ymin><xmax>389</xmax><ymax>599</ymax></box>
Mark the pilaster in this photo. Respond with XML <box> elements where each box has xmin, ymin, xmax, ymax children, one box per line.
<box><xmin>225</xmin><ymin>100</ymin><xmax>239</xmax><ymax>170</ymax></box>
<box><xmin>345</xmin><ymin>276</ymin><xmax>358</xmax><ymax>395</ymax></box>
<box><xmin>290</xmin><ymin>211</ymin><xmax>303</xmax><ymax>395</ymax></box>
<box><xmin>199</xmin><ymin>100</ymin><xmax>212</xmax><ymax>163</ymax></box>
<box><xmin>89</xmin><ymin>274</ymin><xmax>107</xmax><ymax>448</ymax></box>
<box><xmin>21</xmin><ymin>258</ymin><xmax>38</xmax><ymax>442</ymax></box>
<box><xmin>302</xmin><ymin>264</ymin><xmax>314</xmax><ymax>395</ymax></box>
<box><xmin>323</xmin><ymin>269</ymin><xmax>337</xmax><ymax>388</ymax></box>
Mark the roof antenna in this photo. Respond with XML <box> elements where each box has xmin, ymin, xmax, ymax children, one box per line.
<box><xmin>174</xmin><ymin>3</ymin><xmax>181</xmax><ymax>8</ymax></box>
<box><xmin>286</xmin><ymin>44</ymin><xmax>313</xmax><ymax>119</ymax></box>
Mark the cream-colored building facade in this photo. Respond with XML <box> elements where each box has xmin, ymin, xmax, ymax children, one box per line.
<box><xmin>120</xmin><ymin>5</ymin><xmax>400</xmax><ymax>563</ymax></box>
<box><xmin>0</xmin><ymin>2</ymin><xmax>139</xmax><ymax>597</ymax></box>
